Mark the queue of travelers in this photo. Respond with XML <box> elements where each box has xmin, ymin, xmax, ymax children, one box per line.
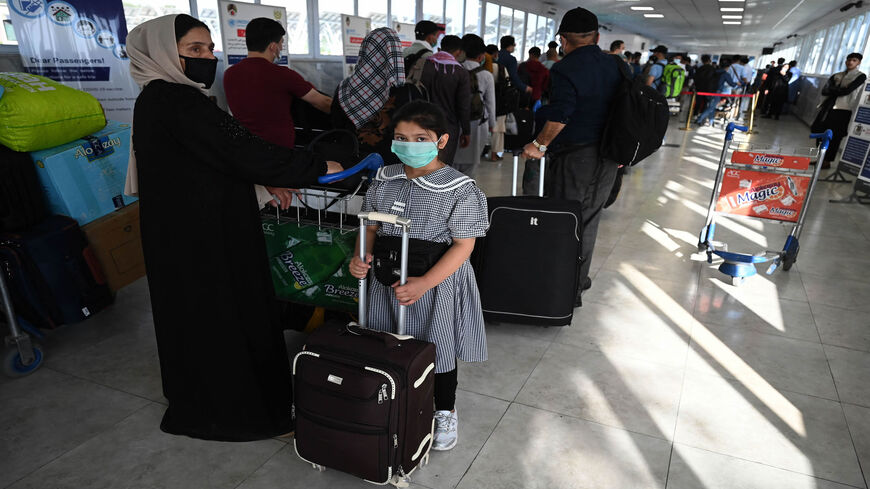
<box><xmin>123</xmin><ymin>1</ymin><xmax>864</xmax><ymax>463</ymax></box>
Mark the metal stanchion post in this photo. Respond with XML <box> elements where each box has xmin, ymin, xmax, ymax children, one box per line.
<box><xmin>680</xmin><ymin>91</ymin><xmax>697</xmax><ymax>131</ymax></box>
<box><xmin>748</xmin><ymin>93</ymin><xmax>758</xmax><ymax>134</ymax></box>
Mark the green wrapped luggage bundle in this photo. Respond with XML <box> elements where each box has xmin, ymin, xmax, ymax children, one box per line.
<box><xmin>0</xmin><ymin>73</ymin><xmax>106</xmax><ymax>152</ymax></box>
<box><xmin>262</xmin><ymin>216</ymin><xmax>359</xmax><ymax>312</ymax></box>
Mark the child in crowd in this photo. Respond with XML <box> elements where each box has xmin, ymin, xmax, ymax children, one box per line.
<box><xmin>349</xmin><ymin>101</ymin><xmax>489</xmax><ymax>451</ymax></box>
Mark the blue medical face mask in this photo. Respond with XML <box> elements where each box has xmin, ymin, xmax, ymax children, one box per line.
<box><xmin>391</xmin><ymin>137</ymin><xmax>443</xmax><ymax>168</ymax></box>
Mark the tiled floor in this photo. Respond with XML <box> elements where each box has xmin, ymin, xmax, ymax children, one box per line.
<box><xmin>2</xmin><ymin>114</ymin><xmax>869</xmax><ymax>489</ymax></box>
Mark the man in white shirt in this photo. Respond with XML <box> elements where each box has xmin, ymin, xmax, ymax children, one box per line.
<box><xmin>454</xmin><ymin>34</ymin><xmax>496</xmax><ymax>176</ymax></box>
<box><xmin>812</xmin><ymin>53</ymin><xmax>866</xmax><ymax>167</ymax></box>
<box><xmin>403</xmin><ymin>20</ymin><xmax>441</xmax><ymax>83</ymax></box>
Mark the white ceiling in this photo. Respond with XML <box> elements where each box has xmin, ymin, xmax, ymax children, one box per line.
<box><xmin>547</xmin><ymin>0</ymin><xmax>848</xmax><ymax>53</ymax></box>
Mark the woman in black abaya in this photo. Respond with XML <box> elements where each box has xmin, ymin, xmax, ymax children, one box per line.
<box><xmin>125</xmin><ymin>14</ymin><xmax>342</xmax><ymax>441</ymax></box>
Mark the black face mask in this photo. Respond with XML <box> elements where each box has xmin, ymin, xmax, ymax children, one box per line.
<box><xmin>179</xmin><ymin>55</ymin><xmax>218</xmax><ymax>89</ymax></box>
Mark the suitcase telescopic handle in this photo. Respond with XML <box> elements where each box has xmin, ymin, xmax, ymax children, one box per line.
<box><xmin>511</xmin><ymin>153</ymin><xmax>545</xmax><ymax>197</ymax></box>
<box><xmin>356</xmin><ymin>212</ymin><xmax>411</xmax><ymax>335</ymax></box>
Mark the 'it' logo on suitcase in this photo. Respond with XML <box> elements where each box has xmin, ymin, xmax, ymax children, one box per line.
<box><xmin>530</xmin><ymin>217</ymin><xmax>539</xmax><ymax>226</ymax></box>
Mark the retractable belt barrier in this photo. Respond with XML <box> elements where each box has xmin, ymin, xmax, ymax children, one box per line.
<box><xmin>679</xmin><ymin>90</ymin><xmax>758</xmax><ymax>133</ymax></box>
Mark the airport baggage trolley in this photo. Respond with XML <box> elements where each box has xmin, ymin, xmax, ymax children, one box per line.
<box><xmin>262</xmin><ymin>154</ymin><xmax>383</xmax><ymax>314</ymax></box>
<box><xmin>698</xmin><ymin>123</ymin><xmax>833</xmax><ymax>285</ymax></box>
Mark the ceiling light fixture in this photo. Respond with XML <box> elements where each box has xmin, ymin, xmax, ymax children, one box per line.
<box><xmin>722</xmin><ymin>15</ymin><xmax>743</xmax><ymax>18</ymax></box>
<box><xmin>631</xmin><ymin>6</ymin><xmax>655</xmax><ymax>10</ymax></box>
<box><xmin>644</xmin><ymin>13</ymin><xmax>664</xmax><ymax>17</ymax></box>
<box><xmin>720</xmin><ymin>7</ymin><xmax>745</xmax><ymax>11</ymax></box>
<box><xmin>723</xmin><ymin>21</ymin><xmax>742</xmax><ymax>24</ymax></box>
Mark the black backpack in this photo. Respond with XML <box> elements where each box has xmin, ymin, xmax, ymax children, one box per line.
<box><xmin>600</xmin><ymin>55</ymin><xmax>669</xmax><ymax>167</ymax></box>
<box><xmin>404</xmin><ymin>48</ymin><xmax>431</xmax><ymax>79</ymax></box>
<box><xmin>494</xmin><ymin>64</ymin><xmax>520</xmax><ymax>116</ymax></box>
<box><xmin>469</xmin><ymin>65</ymin><xmax>486</xmax><ymax>121</ymax></box>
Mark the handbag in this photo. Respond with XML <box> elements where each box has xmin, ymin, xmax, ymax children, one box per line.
<box><xmin>504</xmin><ymin>113</ymin><xmax>519</xmax><ymax>136</ymax></box>
<box><xmin>372</xmin><ymin>236</ymin><xmax>449</xmax><ymax>287</ymax></box>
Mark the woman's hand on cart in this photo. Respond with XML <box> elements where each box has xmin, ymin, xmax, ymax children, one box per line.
<box><xmin>265</xmin><ymin>186</ymin><xmax>299</xmax><ymax>210</ymax></box>
<box><xmin>350</xmin><ymin>253</ymin><xmax>373</xmax><ymax>279</ymax></box>
<box><xmin>326</xmin><ymin>161</ymin><xmax>344</xmax><ymax>174</ymax></box>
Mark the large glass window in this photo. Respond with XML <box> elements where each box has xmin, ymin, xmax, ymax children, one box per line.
<box><xmin>484</xmin><ymin>2</ymin><xmax>498</xmax><ymax>46</ymax></box>
<box><xmin>547</xmin><ymin>18</ymin><xmax>556</xmax><ymax>46</ymax></box>
<box><xmin>445</xmin><ymin>0</ymin><xmax>463</xmax><ymax>35</ymax></box>
<box><xmin>497</xmin><ymin>6</ymin><xmax>512</xmax><ymax>42</ymax></box>
<box><xmin>193</xmin><ymin>0</ymin><xmax>221</xmax><ymax>50</ymax></box>
<box><xmin>392</xmin><ymin>0</ymin><xmax>416</xmax><ymax>24</ymax></box>
<box><xmin>805</xmin><ymin>29</ymin><xmax>825</xmax><ymax>73</ymax></box>
<box><xmin>1</xmin><ymin>1</ymin><xmax>17</xmax><ymax>45</ymax></box>
<box><xmin>465</xmin><ymin>0</ymin><xmax>480</xmax><ymax>36</ymax></box>
<box><xmin>123</xmin><ymin>0</ymin><xmax>189</xmax><ymax>33</ymax></box>
<box><xmin>257</xmin><ymin>0</ymin><xmax>308</xmax><ymax>55</ymax></box>
<box><xmin>524</xmin><ymin>13</ymin><xmax>538</xmax><ymax>60</ymax></box>
<box><xmin>359</xmin><ymin>0</ymin><xmax>387</xmax><ymax>29</ymax></box>
<box><xmin>512</xmin><ymin>9</ymin><xmax>524</xmax><ymax>56</ymax></box>
<box><xmin>819</xmin><ymin>22</ymin><xmax>845</xmax><ymax>74</ymax></box>
<box><xmin>836</xmin><ymin>16</ymin><xmax>862</xmax><ymax>66</ymax></box>
<box><xmin>319</xmin><ymin>0</ymin><xmax>354</xmax><ymax>56</ymax></box>
<box><xmin>423</xmin><ymin>0</ymin><xmax>444</xmax><ymax>24</ymax></box>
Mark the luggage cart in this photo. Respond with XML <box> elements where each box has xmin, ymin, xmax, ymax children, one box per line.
<box><xmin>1</xmin><ymin>268</ymin><xmax>44</xmax><ymax>377</ymax></box>
<box><xmin>262</xmin><ymin>154</ymin><xmax>383</xmax><ymax>314</ymax></box>
<box><xmin>698</xmin><ymin>123</ymin><xmax>833</xmax><ymax>285</ymax></box>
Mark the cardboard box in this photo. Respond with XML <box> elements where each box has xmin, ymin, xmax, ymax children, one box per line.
<box><xmin>82</xmin><ymin>202</ymin><xmax>145</xmax><ymax>292</ymax></box>
<box><xmin>30</xmin><ymin>120</ymin><xmax>137</xmax><ymax>226</ymax></box>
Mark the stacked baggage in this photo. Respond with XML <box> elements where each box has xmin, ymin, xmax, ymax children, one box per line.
<box><xmin>0</xmin><ymin>73</ymin><xmax>143</xmax><ymax>376</ymax></box>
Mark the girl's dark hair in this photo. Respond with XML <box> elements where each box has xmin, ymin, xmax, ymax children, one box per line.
<box><xmin>548</xmin><ymin>41</ymin><xmax>558</xmax><ymax>49</ymax></box>
<box><xmin>485</xmin><ymin>44</ymin><xmax>499</xmax><ymax>55</ymax></box>
<box><xmin>391</xmin><ymin>101</ymin><xmax>449</xmax><ymax>138</ymax></box>
<box><xmin>175</xmin><ymin>14</ymin><xmax>209</xmax><ymax>42</ymax></box>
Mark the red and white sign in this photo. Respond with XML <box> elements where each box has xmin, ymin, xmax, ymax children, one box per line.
<box><xmin>716</xmin><ymin>169</ymin><xmax>810</xmax><ymax>223</ymax></box>
<box><xmin>731</xmin><ymin>151</ymin><xmax>811</xmax><ymax>171</ymax></box>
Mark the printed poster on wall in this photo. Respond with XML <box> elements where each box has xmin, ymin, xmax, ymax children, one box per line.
<box><xmin>836</xmin><ymin>82</ymin><xmax>870</xmax><ymax>173</ymax></box>
<box><xmin>342</xmin><ymin>14</ymin><xmax>371</xmax><ymax>78</ymax></box>
<box><xmin>394</xmin><ymin>22</ymin><xmax>415</xmax><ymax>50</ymax></box>
<box><xmin>8</xmin><ymin>0</ymin><xmax>140</xmax><ymax>122</ymax></box>
<box><xmin>218</xmin><ymin>0</ymin><xmax>288</xmax><ymax>66</ymax></box>
<box><xmin>716</xmin><ymin>168</ymin><xmax>810</xmax><ymax>223</ymax></box>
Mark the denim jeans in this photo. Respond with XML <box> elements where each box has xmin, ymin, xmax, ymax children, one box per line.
<box><xmin>696</xmin><ymin>96</ymin><xmax>721</xmax><ymax>125</ymax></box>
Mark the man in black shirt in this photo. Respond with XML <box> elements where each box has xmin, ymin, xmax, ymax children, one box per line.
<box><xmin>521</xmin><ymin>7</ymin><xmax>621</xmax><ymax>305</ymax></box>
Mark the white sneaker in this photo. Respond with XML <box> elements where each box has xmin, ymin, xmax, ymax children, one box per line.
<box><xmin>432</xmin><ymin>410</ymin><xmax>458</xmax><ymax>451</ymax></box>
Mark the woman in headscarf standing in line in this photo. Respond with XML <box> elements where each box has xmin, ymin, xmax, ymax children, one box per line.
<box><xmin>331</xmin><ymin>27</ymin><xmax>406</xmax><ymax>164</ymax></box>
<box><xmin>125</xmin><ymin>14</ymin><xmax>342</xmax><ymax>441</ymax></box>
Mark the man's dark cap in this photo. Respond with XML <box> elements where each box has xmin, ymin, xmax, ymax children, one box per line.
<box><xmin>557</xmin><ymin>7</ymin><xmax>598</xmax><ymax>34</ymax></box>
<box><xmin>651</xmin><ymin>45</ymin><xmax>668</xmax><ymax>54</ymax></box>
<box><xmin>415</xmin><ymin>20</ymin><xmax>441</xmax><ymax>37</ymax></box>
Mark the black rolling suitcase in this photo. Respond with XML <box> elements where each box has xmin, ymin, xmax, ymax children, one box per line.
<box><xmin>473</xmin><ymin>155</ymin><xmax>583</xmax><ymax>326</ymax></box>
<box><xmin>293</xmin><ymin>212</ymin><xmax>437</xmax><ymax>486</ymax></box>
<box><xmin>0</xmin><ymin>215</ymin><xmax>113</xmax><ymax>329</ymax></box>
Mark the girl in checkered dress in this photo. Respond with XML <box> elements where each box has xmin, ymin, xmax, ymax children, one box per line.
<box><xmin>349</xmin><ymin>101</ymin><xmax>488</xmax><ymax>451</ymax></box>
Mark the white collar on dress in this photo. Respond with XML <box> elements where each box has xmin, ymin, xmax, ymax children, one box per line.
<box><xmin>375</xmin><ymin>164</ymin><xmax>476</xmax><ymax>193</ymax></box>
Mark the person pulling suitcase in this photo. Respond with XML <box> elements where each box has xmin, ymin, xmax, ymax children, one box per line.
<box><xmin>350</xmin><ymin>100</ymin><xmax>490</xmax><ymax>451</ymax></box>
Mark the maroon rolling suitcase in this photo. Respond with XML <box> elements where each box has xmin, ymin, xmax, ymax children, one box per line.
<box><xmin>293</xmin><ymin>212</ymin><xmax>437</xmax><ymax>486</ymax></box>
